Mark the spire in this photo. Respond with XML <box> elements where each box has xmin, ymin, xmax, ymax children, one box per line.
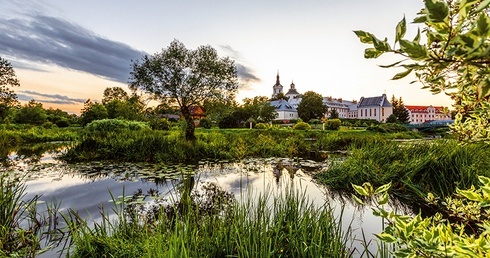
<box><xmin>276</xmin><ymin>70</ymin><xmax>280</xmax><ymax>85</ymax></box>
<box><xmin>290</xmin><ymin>80</ymin><xmax>295</xmax><ymax>89</ymax></box>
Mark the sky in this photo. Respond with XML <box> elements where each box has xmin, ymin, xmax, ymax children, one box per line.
<box><xmin>0</xmin><ymin>0</ymin><xmax>453</xmax><ymax>114</ymax></box>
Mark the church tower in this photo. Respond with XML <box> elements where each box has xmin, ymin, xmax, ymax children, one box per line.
<box><xmin>285</xmin><ymin>80</ymin><xmax>300</xmax><ymax>101</ymax></box>
<box><xmin>272</xmin><ymin>71</ymin><xmax>284</xmax><ymax>98</ymax></box>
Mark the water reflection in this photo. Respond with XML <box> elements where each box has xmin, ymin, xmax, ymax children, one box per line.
<box><xmin>3</xmin><ymin>145</ymin><xmax>402</xmax><ymax>257</ymax></box>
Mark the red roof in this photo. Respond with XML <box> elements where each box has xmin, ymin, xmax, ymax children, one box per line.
<box><xmin>405</xmin><ymin>105</ymin><xmax>446</xmax><ymax>113</ymax></box>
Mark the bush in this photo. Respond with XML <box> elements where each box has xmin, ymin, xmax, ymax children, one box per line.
<box><xmin>254</xmin><ymin>123</ymin><xmax>269</xmax><ymax>129</ymax></box>
<box><xmin>149</xmin><ymin>118</ymin><xmax>171</xmax><ymax>131</ymax></box>
<box><xmin>55</xmin><ymin>119</ymin><xmax>70</xmax><ymax>128</ymax></box>
<box><xmin>85</xmin><ymin>119</ymin><xmax>150</xmax><ymax>135</ymax></box>
<box><xmin>325</xmin><ymin>119</ymin><xmax>341</xmax><ymax>130</ymax></box>
<box><xmin>199</xmin><ymin>118</ymin><xmax>212</xmax><ymax>129</ymax></box>
<box><xmin>292</xmin><ymin>121</ymin><xmax>311</xmax><ymax>130</ymax></box>
<box><xmin>42</xmin><ymin>121</ymin><xmax>54</xmax><ymax>129</ymax></box>
<box><xmin>309</xmin><ymin>119</ymin><xmax>321</xmax><ymax>125</ymax></box>
<box><xmin>367</xmin><ymin>123</ymin><xmax>408</xmax><ymax>133</ymax></box>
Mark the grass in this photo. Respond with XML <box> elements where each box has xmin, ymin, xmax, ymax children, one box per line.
<box><xmin>62</xmin><ymin>127</ymin><xmax>421</xmax><ymax>163</ymax></box>
<box><xmin>315</xmin><ymin>139</ymin><xmax>490</xmax><ymax>203</ymax></box>
<box><xmin>66</xmin><ymin>181</ymin><xmax>353</xmax><ymax>257</ymax></box>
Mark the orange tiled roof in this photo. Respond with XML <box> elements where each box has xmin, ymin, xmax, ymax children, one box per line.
<box><xmin>405</xmin><ymin>105</ymin><xmax>445</xmax><ymax>113</ymax></box>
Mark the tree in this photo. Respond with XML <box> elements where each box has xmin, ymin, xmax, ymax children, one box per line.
<box><xmin>242</xmin><ymin>96</ymin><xmax>277</xmax><ymax>123</ymax></box>
<box><xmin>386</xmin><ymin>114</ymin><xmax>398</xmax><ymax>123</ymax></box>
<box><xmin>13</xmin><ymin>100</ymin><xmax>47</xmax><ymax>125</ymax></box>
<box><xmin>129</xmin><ymin>39</ymin><xmax>238</xmax><ymax>141</ymax></box>
<box><xmin>79</xmin><ymin>99</ymin><xmax>108</xmax><ymax>126</ymax></box>
<box><xmin>0</xmin><ymin>57</ymin><xmax>20</xmax><ymax>122</ymax></box>
<box><xmin>328</xmin><ymin>108</ymin><xmax>339</xmax><ymax>119</ymax></box>
<box><xmin>355</xmin><ymin>0</ymin><xmax>490</xmax><ymax>142</ymax></box>
<box><xmin>297</xmin><ymin>91</ymin><xmax>327</xmax><ymax>122</ymax></box>
<box><xmin>270</xmin><ymin>92</ymin><xmax>288</xmax><ymax>101</ymax></box>
<box><xmin>391</xmin><ymin>95</ymin><xmax>410</xmax><ymax>123</ymax></box>
<box><xmin>102</xmin><ymin>87</ymin><xmax>129</xmax><ymax>104</ymax></box>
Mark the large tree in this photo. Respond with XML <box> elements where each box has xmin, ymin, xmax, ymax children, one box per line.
<box><xmin>355</xmin><ymin>0</ymin><xmax>490</xmax><ymax>142</ymax></box>
<box><xmin>242</xmin><ymin>96</ymin><xmax>277</xmax><ymax>123</ymax></box>
<box><xmin>391</xmin><ymin>95</ymin><xmax>410</xmax><ymax>123</ymax></box>
<box><xmin>129</xmin><ymin>39</ymin><xmax>238</xmax><ymax>141</ymax></box>
<box><xmin>0</xmin><ymin>57</ymin><xmax>20</xmax><ymax>122</ymax></box>
<box><xmin>297</xmin><ymin>91</ymin><xmax>327</xmax><ymax>122</ymax></box>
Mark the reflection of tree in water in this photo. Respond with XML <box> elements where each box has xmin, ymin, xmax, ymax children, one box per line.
<box><xmin>273</xmin><ymin>161</ymin><xmax>300</xmax><ymax>184</ymax></box>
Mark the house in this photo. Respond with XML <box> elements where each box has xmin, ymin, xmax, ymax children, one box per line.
<box><xmin>405</xmin><ymin>105</ymin><xmax>451</xmax><ymax>124</ymax></box>
<box><xmin>180</xmin><ymin>106</ymin><xmax>206</xmax><ymax>126</ymax></box>
<box><xmin>270</xmin><ymin>99</ymin><xmax>298</xmax><ymax>121</ymax></box>
<box><xmin>322</xmin><ymin>97</ymin><xmax>358</xmax><ymax>118</ymax></box>
<box><xmin>357</xmin><ymin>94</ymin><xmax>393</xmax><ymax>122</ymax></box>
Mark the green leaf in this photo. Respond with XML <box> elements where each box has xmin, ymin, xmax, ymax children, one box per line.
<box><xmin>477</xmin><ymin>12</ymin><xmax>490</xmax><ymax>37</ymax></box>
<box><xmin>425</xmin><ymin>0</ymin><xmax>449</xmax><ymax>23</ymax></box>
<box><xmin>395</xmin><ymin>16</ymin><xmax>407</xmax><ymax>43</ymax></box>
<box><xmin>457</xmin><ymin>188</ymin><xmax>483</xmax><ymax>202</ymax></box>
<box><xmin>413</xmin><ymin>15</ymin><xmax>427</xmax><ymax>23</ymax></box>
<box><xmin>399</xmin><ymin>39</ymin><xmax>428</xmax><ymax>60</ymax></box>
<box><xmin>458</xmin><ymin>34</ymin><xmax>479</xmax><ymax>49</ymax></box>
<box><xmin>413</xmin><ymin>28</ymin><xmax>421</xmax><ymax>43</ymax></box>
<box><xmin>378</xmin><ymin>192</ymin><xmax>389</xmax><ymax>205</ymax></box>
<box><xmin>352</xmin><ymin>183</ymin><xmax>369</xmax><ymax>196</ymax></box>
<box><xmin>374</xmin><ymin>182</ymin><xmax>392</xmax><ymax>194</ymax></box>
<box><xmin>379</xmin><ymin>60</ymin><xmax>404</xmax><ymax>68</ymax></box>
<box><xmin>475</xmin><ymin>0</ymin><xmax>490</xmax><ymax>13</ymax></box>
<box><xmin>375</xmin><ymin>233</ymin><xmax>398</xmax><ymax>243</ymax></box>
<box><xmin>392</xmin><ymin>69</ymin><xmax>413</xmax><ymax>80</ymax></box>
<box><xmin>352</xmin><ymin>194</ymin><xmax>364</xmax><ymax>205</ymax></box>
<box><xmin>354</xmin><ymin>30</ymin><xmax>374</xmax><ymax>44</ymax></box>
<box><xmin>364</xmin><ymin>48</ymin><xmax>383</xmax><ymax>59</ymax></box>
<box><xmin>372</xmin><ymin>36</ymin><xmax>391</xmax><ymax>52</ymax></box>
<box><xmin>479</xmin><ymin>176</ymin><xmax>490</xmax><ymax>186</ymax></box>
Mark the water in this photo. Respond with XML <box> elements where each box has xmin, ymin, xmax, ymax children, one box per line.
<box><xmin>4</xmin><ymin>146</ymin><xmax>393</xmax><ymax>257</ymax></box>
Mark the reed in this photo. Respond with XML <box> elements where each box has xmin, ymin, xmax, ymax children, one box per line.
<box><xmin>66</xmin><ymin>182</ymin><xmax>353</xmax><ymax>257</ymax></box>
<box><xmin>315</xmin><ymin>139</ymin><xmax>490</xmax><ymax>201</ymax></box>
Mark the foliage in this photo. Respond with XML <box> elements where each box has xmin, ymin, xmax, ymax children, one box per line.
<box><xmin>242</xmin><ymin>96</ymin><xmax>277</xmax><ymax>123</ymax></box>
<box><xmin>199</xmin><ymin>117</ymin><xmax>212</xmax><ymax>129</ymax></box>
<box><xmin>367</xmin><ymin>123</ymin><xmax>409</xmax><ymax>133</ymax></box>
<box><xmin>0</xmin><ymin>57</ymin><xmax>20</xmax><ymax>123</ymax></box>
<box><xmin>84</xmin><ymin>119</ymin><xmax>150</xmax><ymax>137</ymax></box>
<box><xmin>325</xmin><ymin>118</ymin><xmax>341</xmax><ymax>130</ymax></box>
<box><xmin>148</xmin><ymin>117</ymin><xmax>171</xmax><ymax>131</ymax></box>
<box><xmin>102</xmin><ymin>86</ymin><xmax>129</xmax><ymax>104</ymax></box>
<box><xmin>355</xmin><ymin>0</ymin><xmax>490</xmax><ymax>142</ymax></box>
<box><xmin>129</xmin><ymin>39</ymin><xmax>238</xmax><ymax>141</ymax></box>
<box><xmin>46</xmin><ymin>108</ymin><xmax>76</xmax><ymax>127</ymax></box>
<box><xmin>292</xmin><ymin>121</ymin><xmax>311</xmax><ymax>130</ymax></box>
<box><xmin>79</xmin><ymin>99</ymin><xmax>108</xmax><ymax>126</ymax></box>
<box><xmin>297</xmin><ymin>91</ymin><xmax>327</xmax><ymax>122</ymax></box>
<box><xmin>352</xmin><ymin>177</ymin><xmax>490</xmax><ymax>257</ymax></box>
<box><xmin>315</xmin><ymin>140</ymin><xmax>490</xmax><ymax>202</ymax></box>
<box><xmin>0</xmin><ymin>172</ymin><xmax>65</xmax><ymax>257</ymax></box>
<box><xmin>386</xmin><ymin>114</ymin><xmax>398</xmax><ymax>123</ymax></box>
<box><xmin>202</xmin><ymin>98</ymin><xmax>236</xmax><ymax>125</ymax></box>
<box><xmin>13</xmin><ymin>100</ymin><xmax>47</xmax><ymax>125</ymax></box>
<box><xmin>67</xmin><ymin>181</ymin><xmax>351</xmax><ymax>258</ymax></box>
<box><xmin>391</xmin><ymin>95</ymin><xmax>410</xmax><ymax>124</ymax></box>
<box><xmin>329</xmin><ymin>109</ymin><xmax>340</xmax><ymax>119</ymax></box>
<box><xmin>254</xmin><ymin>122</ymin><xmax>269</xmax><ymax>129</ymax></box>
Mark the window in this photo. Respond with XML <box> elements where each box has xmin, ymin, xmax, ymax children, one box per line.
<box><xmin>374</xmin><ymin>109</ymin><xmax>376</xmax><ymax>116</ymax></box>
<box><xmin>382</xmin><ymin>108</ymin><xmax>385</xmax><ymax>116</ymax></box>
<box><xmin>369</xmin><ymin>109</ymin><xmax>372</xmax><ymax>117</ymax></box>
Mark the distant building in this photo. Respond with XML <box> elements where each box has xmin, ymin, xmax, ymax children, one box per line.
<box><xmin>405</xmin><ymin>105</ymin><xmax>451</xmax><ymax>124</ymax></box>
<box><xmin>357</xmin><ymin>94</ymin><xmax>393</xmax><ymax>122</ymax></box>
<box><xmin>271</xmin><ymin>72</ymin><xmax>284</xmax><ymax>99</ymax></box>
<box><xmin>270</xmin><ymin>99</ymin><xmax>298</xmax><ymax>120</ymax></box>
<box><xmin>322</xmin><ymin>97</ymin><xmax>358</xmax><ymax>118</ymax></box>
<box><xmin>285</xmin><ymin>81</ymin><xmax>301</xmax><ymax>101</ymax></box>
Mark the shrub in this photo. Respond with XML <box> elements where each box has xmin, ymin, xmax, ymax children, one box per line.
<box><xmin>292</xmin><ymin>121</ymin><xmax>311</xmax><ymax>130</ymax></box>
<box><xmin>55</xmin><ymin>119</ymin><xmax>70</xmax><ymax>128</ymax></box>
<box><xmin>85</xmin><ymin>119</ymin><xmax>150</xmax><ymax>135</ymax></box>
<box><xmin>367</xmin><ymin>123</ymin><xmax>408</xmax><ymax>133</ymax></box>
<box><xmin>309</xmin><ymin>119</ymin><xmax>321</xmax><ymax>125</ymax></box>
<box><xmin>42</xmin><ymin>121</ymin><xmax>54</xmax><ymax>129</ymax></box>
<box><xmin>255</xmin><ymin>123</ymin><xmax>269</xmax><ymax>129</ymax></box>
<box><xmin>325</xmin><ymin>119</ymin><xmax>341</xmax><ymax>130</ymax></box>
<box><xmin>149</xmin><ymin>118</ymin><xmax>171</xmax><ymax>131</ymax></box>
<box><xmin>199</xmin><ymin>118</ymin><xmax>212</xmax><ymax>129</ymax></box>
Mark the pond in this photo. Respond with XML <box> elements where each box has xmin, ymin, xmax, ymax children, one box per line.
<box><xmin>4</xmin><ymin>144</ymin><xmax>400</xmax><ymax>257</ymax></box>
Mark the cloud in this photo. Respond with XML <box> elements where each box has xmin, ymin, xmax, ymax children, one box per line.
<box><xmin>17</xmin><ymin>90</ymin><xmax>86</xmax><ymax>105</ymax></box>
<box><xmin>220</xmin><ymin>45</ymin><xmax>261</xmax><ymax>90</ymax></box>
<box><xmin>0</xmin><ymin>15</ymin><xmax>147</xmax><ymax>83</ymax></box>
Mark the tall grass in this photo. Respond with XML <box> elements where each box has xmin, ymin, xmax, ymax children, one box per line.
<box><xmin>0</xmin><ymin>172</ymin><xmax>65</xmax><ymax>257</ymax></box>
<box><xmin>62</xmin><ymin>128</ymin><xmax>413</xmax><ymax>163</ymax></box>
<box><xmin>66</xmin><ymin>182</ymin><xmax>353</xmax><ymax>257</ymax></box>
<box><xmin>315</xmin><ymin>139</ymin><xmax>490</xmax><ymax>201</ymax></box>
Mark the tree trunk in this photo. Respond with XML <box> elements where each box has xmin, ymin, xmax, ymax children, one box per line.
<box><xmin>182</xmin><ymin>108</ymin><xmax>196</xmax><ymax>141</ymax></box>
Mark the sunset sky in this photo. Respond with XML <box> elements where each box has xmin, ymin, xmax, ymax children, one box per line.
<box><xmin>1</xmin><ymin>0</ymin><xmax>453</xmax><ymax>114</ymax></box>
